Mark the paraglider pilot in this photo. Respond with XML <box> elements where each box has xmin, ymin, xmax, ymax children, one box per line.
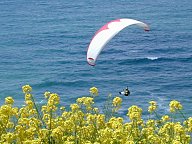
<box><xmin>119</xmin><ymin>87</ymin><xmax>130</xmax><ymax>96</ymax></box>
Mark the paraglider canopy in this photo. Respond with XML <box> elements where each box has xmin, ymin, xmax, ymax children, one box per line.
<box><xmin>87</xmin><ymin>18</ymin><xmax>150</xmax><ymax>66</ymax></box>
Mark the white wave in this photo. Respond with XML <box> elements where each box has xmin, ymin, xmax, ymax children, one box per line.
<box><xmin>147</xmin><ymin>56</ymin><xmax>159</xmax><ymax>60</ymax></box>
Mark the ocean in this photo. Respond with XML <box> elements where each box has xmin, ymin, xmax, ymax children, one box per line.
<box><xmin>0</xmin><ymin>0</ymin><xmax>192</xmax><ymax>119</ymax></box>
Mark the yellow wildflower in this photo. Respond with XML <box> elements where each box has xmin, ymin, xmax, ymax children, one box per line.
<box><xmin>5</xmin><ymin>96</ymin><xmax>14</xmax><ymax>105</ymax></box>
<box><xmin>38</xmin><ymin>128</ymin><xmax>49</xmax><ymax>140</ymax></box>
<box><xmin>93</xmin><ymin>107</ymin><xmax>99</xmax><ymax>113</ymax></box>
<box><xmin>169</xmin><ymin>100</ymin><xmax>183</xmax><ymax>112</ymax></box>
<box><xmin>44</xmin><ymin>91</ymin><xmax>51</xmax><ymax>99</ymax></box>
<box><xmin>146</xmin><ymin>119</ymin><xmax>155</xmax><ymax>127</ymax></box>
<box><xmin>148</xmin><ymin>101</ymin><xmax>157</xmax><ymax>113</ymax></box>
<box><xmin>149</xmin><ymin>101</ymin><xmax>157</xmax><ymax>105</ymax></box>
<box><xmin>29</xmin><ymin>109</ymin><xmax>37</xmax><ymax>115</ymax></box>
<box><xmin>127</xmin><ymin>105</ymin><xmax>142</xmax><ymax>121</ymax></box>
<box><xmin>89</xmin><ymin>87</ymin><xmax>98</xmax><ymax>96</ymax></box>
<box><xmin>172</xmin><ymin>140</ymin><xmax>182</xmax><ymax>144</ymax></box>
<box><xmin>112</xmin><ymin>97</ymin><xmax>122</xmax><ymax>107</ymax></box>
<box><xmin>48</xmin><ymin>93</ymin><xmax>60</xmax><ymax>105</ymax></box>
<box><xmin>60</xmin><ymin>106</ymin><xmax>65</xmax><ymax>111</ymax></box>
<box><xmin>1</xmin><ymin>133</ymin><xmax>15</xmax><ymax>143</ymax></box>
<box><xmin>125</xmin><ymin>141</ymin><xmax>134</xmax><ymax>144</ymax></box>
<box><xmin>0</xmin><ymin>105</ymin><xmax>13</xmax><ymax>116</ymax></box>
<box><xmin>70</xmin><ymin>104</ymin><xmax>79</xmax><ymax>111</ymax></box>
<box><xmin>51</xmin><ymin>126</ymin><xmax>64</xmax><ymax>140</ymax></box>
<box><xmin>96</xmin><ymin>114</ymin><xmax>105</xmax><ymax>127</ymax></box>
<box><xmin>161</xmin><ymin>115</ymin><xmax>170</xmax><ymax>122</ymax></box>
<box><xmin>84</xmin><ymin>97</ymin><xmax>94</xmax><ymax>105</ymax></box>
<box><xmin>1</xmin><ymin>85</ymin><xmax>192</xmax><ymax>143</ymax></box>
<box><xmin>87</xmin><ymin>114</ymin><xmax>97</xmax><ymax>124</ymax></box>
<box><xmin>6</xmin><ymin>122</ymin><xmax>14</xmax><ymax>129</ymax></box>
<box><xmin>25</xmin><ymin>100</ymin><xmax>34</xmax><ymax>109</ymax></box>
<box><xmin>25</xmin><ymin>93</ymin><xmax>32</xmax><ymax>101</ymax></box>
<box><xmin>22</xmin><ymin>85</ymin><xmax>32</xmax><ymax>93</ymax></box>
<box><xmin>77</xmin><ymin>97</ymin><xmax>94</xmax><ymax>106</ymax></box>
<box><xmin>184</xmin><ymin>117</ymin><xmax>192</xmax><ymax>132</ymax></box>
<box><xmin>174</xmin><ymin>122</ymin><xmax>184</xmax><ymax>134</ymax></box>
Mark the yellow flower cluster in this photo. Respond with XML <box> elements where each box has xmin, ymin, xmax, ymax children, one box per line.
<box><xmin>5</xmin><ymin>96</ymin><xmax>14</xmax><ymax>105</ymax></box>
<box><xmin>161</xmin><ymin>115</ymin><xmax>170</xmax><ymax>122</ymax></box>
<box><xmin>76</xmin><ymin>97</ymin><xmax>94</xmax><ymax>111</ymax></box>
<box><xmin>169</xmin><ymin>100</ymin><xmax>183</xmax><ymax>112</ymax></box>
<box><xmin>0</xmin><ymin>85</ymin><xmax>191</xmax><ymax>144</ymax></box>
<box><xmin>184</xmin><ymin>117</ymin><xmax>192</xmax><ymax>132</ymax></box>
<box><xmin>127</xmin><ymin>105</ymin><xmax>142</xmax><ymax>121</ymax></box>
<box><xmin>22</xmin><ymin>85</ymin><xmax>32</xmax><ymax>93</ymax></box>
<box><xmin>112</xmin><ymin>96</ymin><xmax>122</xmax><ymax>107</ymax></box>
<box><xmin>148</xmin><ymin>101</ymin><xmax>157</xmax><ymax>113</ymax></box>
<box><xmin>89</xmin><ymin>87</ymin><xmax>98</xmax><ymax>96</ymax></box>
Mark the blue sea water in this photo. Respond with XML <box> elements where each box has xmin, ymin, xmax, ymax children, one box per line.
<box><xmin>0</xmin><ymin>0</ymin><xmax>192</xmax><ymax>119</ymax></box>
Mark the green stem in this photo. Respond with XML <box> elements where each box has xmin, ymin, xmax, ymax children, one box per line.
<box><xmin>49</xmin><ymin>109</ymin><xmax>52</xmax><ymax>143</ymax></box>
<box><xmin>31</xmin><ymin>95</ymin><xmax>41</xmax><ymax>120</ymax></box>
<box><xmin>154</xmin><ymin>111</ymin><xmax>161</xmax><ymax>120</ymax></box>
<box><xmin>31</xmin><ymin>95</ymin><xmax>46</xmax><ymax>128</ymax></box>
<box><xmin>178</xmin><ymin>109</ymin><xmax>187</xmax><ymax>121</ymax></box>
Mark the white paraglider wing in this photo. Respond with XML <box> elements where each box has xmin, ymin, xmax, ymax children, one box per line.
<box><xmin>87</xmin><ymin>18</ymin><xmax>150</xmax><ymax>66</ymax></box>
